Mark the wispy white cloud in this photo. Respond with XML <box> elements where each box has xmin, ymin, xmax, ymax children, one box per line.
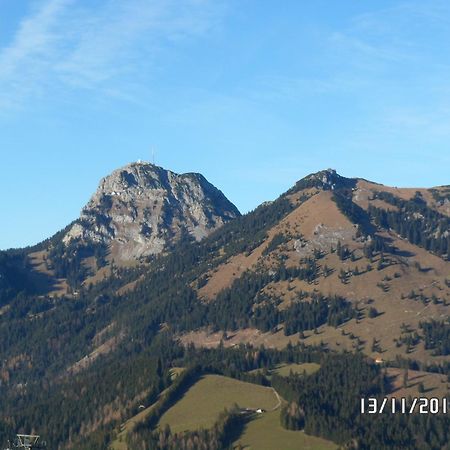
<box><xmin>200</xmin><ymin>2</ymin><xmax>447</xmax><ymax>107</ymax></box>
<box><xmin>242</xmin><ymin>73</ymin><xmax>372</xmax><ymax>105</ymax></box>
<box><xmin>351</xmin><ymin>1</ymin><xmax>450</xmax><ymax>32</ymax></box>
<box><xmin>329</xmin><ymin>31</ymin><xmax>413</xmax><ymax>64</ymax></box>
<box><xmin>0</xmin><ymin>0</ymin><xmax>222</xmax><ymax>112</ymax></box>
<box><xmin>329</xmin><ymin>1</ymin><xmax>450</xmax><ymax>140</ymax></box>
<box><xmin>381</xmin><ymin>106</ymin><xmax>450</xmax><ymax>139</ymax></box>
<box><xmin>336</xmin><ymin>1</ymin><xmax>450</xmax><ymax>66</ymax></box>
<box><xmin>0</xmin><ymin>0</ymin><xmax>70</xmax><ymax>76</ymax></box>
<box><xmin>0</xmin><ymin>0</ymin><xmax>72</xmax><ymax>110</ymax></box>
<box><xmin>56</xmin><ymin>0</ymin><xmax>221</xmax><ymax>87</ymax></box>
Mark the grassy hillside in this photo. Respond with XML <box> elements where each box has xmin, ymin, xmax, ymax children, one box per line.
<box><xmin>183</xmin><ymin>174</ymin><xmax>450</xmax><ymax>363</ymax></box>
<box><xmin>158</xmin><ymin>374</ymin><xmax>279</xmax><ymax>433</ymax></box>
<box><xmin>234</xmin><ymin>409</ymin><xmax>336</xmax><ymax>450</ymax></box>
<box><xmin>114</xmin><ymin>371</ymin><xmax>337</xmax><ymax>450</ymax></box>
<box><xmin>274</xmin><ymin>362</ymin><xmax>320</xmax><ymax>377</ymax></box>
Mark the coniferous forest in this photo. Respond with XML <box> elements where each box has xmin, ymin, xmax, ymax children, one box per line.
<box><xmin>3</xmin><ymin>0</ymin><xmax>450</xmax><ymax>447</ymax></box>
<box><xmin>0</xmin><ymin>171</ymin><xmax>449</xmax><ymax>450</ymax></box>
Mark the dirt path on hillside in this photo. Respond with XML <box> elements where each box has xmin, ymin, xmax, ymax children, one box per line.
<box><xmin>268</xmin><ymin>388</ymin><xmax>282</xmax><ymax>411</ymax></box>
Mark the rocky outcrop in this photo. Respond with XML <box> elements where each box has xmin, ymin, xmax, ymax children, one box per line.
<box><xmin>63</xmin><ymin>162</ymin><xmax>240</xmax><ymax>261</ymax></box>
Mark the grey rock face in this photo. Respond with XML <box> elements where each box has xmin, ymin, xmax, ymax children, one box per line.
<box><xmin>64</xmin><ymin>162</ymin><xmax>240</xmax><ymax>261</ymax></box>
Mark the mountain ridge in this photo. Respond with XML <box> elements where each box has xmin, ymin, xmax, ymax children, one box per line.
<box><xmin>0</xmin><ymin>165</ymin><xmax>449</xmax><ymax>449</ymax></box>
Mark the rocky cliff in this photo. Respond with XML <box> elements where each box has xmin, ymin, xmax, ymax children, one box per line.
<box><xmin>63</xmin><ymin>162</ymin><xmax>240</xmax><ymax>261</ymax></box>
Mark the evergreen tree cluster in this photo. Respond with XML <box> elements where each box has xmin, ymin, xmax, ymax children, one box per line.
<box><xmin>284</xmin><ymin>294</ymin><xmax>355</xmax><ymax>335</ymax></box>
<box><xmin>279</xmin><ymin>401</ymin><xmax>305</xmax><ymax>430</ymax></box>
<box><xmin>0</xmin><ymin>251</ymin><xmax>30</xmax><ymax>306</ymax></box>
<box><xmin>430</xmin><ymin>187</ymin><xmax>450</xmax><ymax>204</ymax></box>
<box><xmin>332</xmin><ymin>189</ymin><xmax>374</xmax><ymax>236</ymax></box>
<box><xmin>272</xmin><ymin>353</ymin><xmax>450</xmax><ymax>449</ymax></box>
<box><xmin>262</xmin><ymin>232</ymin><xmax>290</xmax><ymax>256</ymax></box>
<box><xmin>210</xmin><ymin>196</ymin><xmax>294</xmax><ymax>258</ymax></box>
<box><xmin>420</xmin><ymin>320</ymin><xmax>450</xmax><ymax>356</ymax></box>
<box><xmin>127</xmin><ymin>406</ymin><xmax>243</xmax><ymax>450</ymax></box>
<box><xmin>369</xmin><ymin>191</ymin><xmax>450</xmax><ymax>259</ymax></box>
<box><xmin>0</xmin><ymin>332</ymin><xmax>181</xmax><ymax>449</ymax></box>
<box><xmin>48</xmin><ymin>238</ymin><xmax>109</xmax><ymax>287</ymax></box>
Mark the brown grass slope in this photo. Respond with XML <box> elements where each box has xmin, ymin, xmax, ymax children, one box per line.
<box><xmin>184</xmin><ymin>175</ymin><xmax>450</xmax><ymax>369</ymax></box>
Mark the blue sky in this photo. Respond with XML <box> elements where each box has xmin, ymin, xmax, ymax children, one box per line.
<box><xmin>1</xmin><ymin>0</ymin><xmax>449</xmax><ymax>249</ymax></box>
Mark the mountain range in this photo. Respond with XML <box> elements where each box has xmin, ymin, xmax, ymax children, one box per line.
<box><xmin>0</xmin><ymin>163</ymin><xmax>448</xmax><ymax>450</ymax></box>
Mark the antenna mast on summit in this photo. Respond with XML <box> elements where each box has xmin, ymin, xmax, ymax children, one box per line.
<box><xmin>151</xmin><ymin>147</ymin><xmax>156</xmax><ymax>165</ymax></box>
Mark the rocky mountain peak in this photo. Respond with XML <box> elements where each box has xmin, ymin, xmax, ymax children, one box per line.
<box><xmin>304</xmin><ymin>168</ymin><xmax>355</xmax><ymax>189</ymax></box>
<box><xmin>287</xmin><ymin>168</ymin><xmax>357</xmax><ymax>195</ymax></box>
<box><xmin>63</xmin><ymin>162</ymin><xmax>240</xmax><ymax>261</ymax></box>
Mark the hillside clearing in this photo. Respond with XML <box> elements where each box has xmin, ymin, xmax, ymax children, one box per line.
<box><xmin>158</xmin><ymin>374</ymin><xmax>279</xmax><ymax>433</ymax></box>
<box><xmin>234</xmin><ymin>408</ymin><xmax>337</xmax><ymax>450</ymax></box>
<box><xmin>274</xmin><ymin>362</ymin><xmax>321</xmax><ymax>376</ymax></box>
